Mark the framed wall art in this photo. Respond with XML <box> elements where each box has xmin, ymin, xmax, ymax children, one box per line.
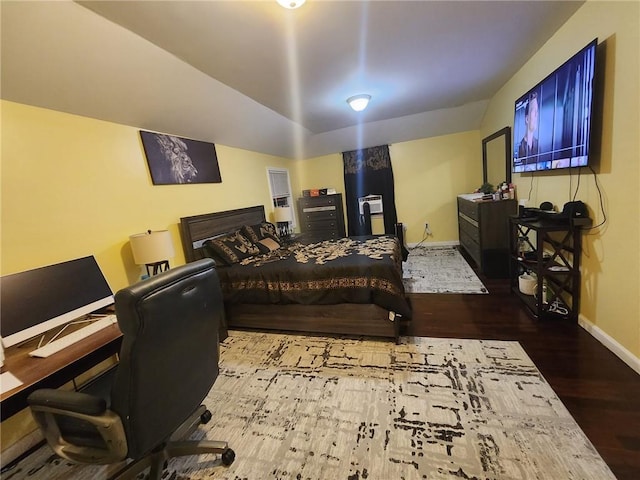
<box><xmin>140</xmin><ymin>131</ymin><xmax>222</xmax><ymax>185</ymax></box>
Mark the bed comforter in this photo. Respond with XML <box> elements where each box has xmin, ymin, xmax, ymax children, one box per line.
<box><xmin>215</xmin><ymin>235</ymin><xmax>412</xmax><ymax>318</ymax></box>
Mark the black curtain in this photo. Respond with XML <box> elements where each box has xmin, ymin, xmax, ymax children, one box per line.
<box><xmin>342</xmin><ymin>145</ymin><xmax>398</xmax><ymax>236</ymax></box>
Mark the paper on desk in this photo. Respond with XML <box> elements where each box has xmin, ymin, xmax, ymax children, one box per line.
<box><xmin>1</xmin><ymin>371</ymin><xmax>23</xmax><ymax>394</ymax></box>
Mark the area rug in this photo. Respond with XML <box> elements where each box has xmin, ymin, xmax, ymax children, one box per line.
<box><xmin>403</xmin><ymin>245</ymin><xmax>488</xmax><ymax>294</ymax></box>
<box><xmin>3</xmin><ymin>331</ymin><xmax>614</xmax><ymax>480</ymax></box>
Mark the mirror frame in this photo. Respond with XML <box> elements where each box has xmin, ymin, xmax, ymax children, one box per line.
<box><xmin>482</xmin><ymin>126</ymin><xmax>512</xmax><ymax>186</ymax></box>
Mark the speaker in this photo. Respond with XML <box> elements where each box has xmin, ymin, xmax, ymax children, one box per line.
<box><xmin>539</xmin><ymin>201</ymin><xmax>553</xmax><ymax>211</ymax></box>
<box><xmin>562</xmin><ymin>201</ymin><xmax>588</xmax><ymax>218</ymax></box>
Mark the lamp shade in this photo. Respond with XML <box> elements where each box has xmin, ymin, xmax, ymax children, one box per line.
<box><xmin>129</xmin><ymin>230</ymin><xmax>175</xmax><ymax>265</ymax></box>
<box><xmin>273</xmin><ymin>206</ymin><xmax>293</xmax><ymax>223</ymax></box>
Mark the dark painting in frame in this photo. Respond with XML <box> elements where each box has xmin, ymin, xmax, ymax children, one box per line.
<box><xmin>140</xmin><ymin>130</ymin><xmax>222</xmax><ymax>185</ymax></box>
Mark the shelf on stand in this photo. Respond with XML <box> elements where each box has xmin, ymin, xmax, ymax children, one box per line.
<box><xmin>509</xmin><ymin>216</ymin><xmax>586</xmax><ymax>321</ymax></box>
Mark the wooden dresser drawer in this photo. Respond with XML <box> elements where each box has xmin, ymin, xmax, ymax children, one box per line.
<box><xmin>459</xmin><ymin>230</ymin><xmax>481</xmax><ymax>265</ymax></box>
<box><xmin>301</xmin><ymin>207</ymin><xmax>338</xmax><ymax>222</ymax></box>
<box><xmin>303</xmin><ymin>218</ymin><xmax>340</xmax><ymax>232</ymax></box>
<box><xmin>458</xmin><ymin>215</ymin><xmax>480</xmax><ymax>243</ymax></box>
<box><xmin>305</xmin><ymin>231</ymin><xmax>341</xmax><ymax>243</ymax></box>
<box><xmin>299</xmin><ymin>195</ymin><xmax>339</xmax><ymax>208</ymax></box>
<box><xmin>457</xmin><ymin>197</ymin><xmax>479</xmax><ymax>221</ymax></box>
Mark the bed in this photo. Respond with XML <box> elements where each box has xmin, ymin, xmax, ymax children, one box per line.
<box><xmin>179</xmin><ymin>205</ymin><xmax>411</xmax><ymax>342</ymax></box>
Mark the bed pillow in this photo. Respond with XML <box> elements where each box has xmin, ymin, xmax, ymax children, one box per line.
<box><xmin>241</xmin><ymin>222</ymin><xmax>281</xmax><ymax>253</ymax></box>
<box><xmin>201</xmin><ymin>240</ymin><xmax>231</xmax><ymax>267</ymax></box>
<box><xmin>257</xmin><ymin>237</ymin><xmax>281</xmax><ymax>253</ymax></box>
<box><xmin>203</xmin><ymin>230</ymin><xmax>260</xmax><ymax>265</ymax></box>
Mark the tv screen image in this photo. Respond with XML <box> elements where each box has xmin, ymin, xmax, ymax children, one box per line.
<box><xmin>513</xmin><ymin>39</ymin><xmax>597</xmax><ymax>173</ymax></box>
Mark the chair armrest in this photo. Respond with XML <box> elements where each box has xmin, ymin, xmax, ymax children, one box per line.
<box><xmin>27</xmin><ymin>389</ymin><xmax>128</xmax><ymax>464</ymax></box>
<box><xmin>28</xmin><ymin>389</ymin><xmax>107</xmax><ymax>416</ymax></box>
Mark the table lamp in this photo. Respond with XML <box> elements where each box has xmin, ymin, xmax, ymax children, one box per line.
<box><xmin>129</xmin><ymin>230</ymin><xmax>175</xmax><ymax>276</ymax></box>
<box><xmin>273</xmin><ymin>206</ymin><xmax>292</xmax><ymax>240</ymax></box>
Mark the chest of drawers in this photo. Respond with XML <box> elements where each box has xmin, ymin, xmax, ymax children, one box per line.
<box><xmin>457</xmin><ymin>196</ymin><xmax>516</xmax><ymax>278</ymax></box>
<box><xmin>297</xmin><ymin>194</ymin><xmax>346</xmax><ymax>243</ymax></box>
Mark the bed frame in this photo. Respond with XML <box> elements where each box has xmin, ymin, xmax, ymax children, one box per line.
<box><xmin>179</xmin><ymin>205</ymin><xmax>403</xmax><ymax>342</ymax></box>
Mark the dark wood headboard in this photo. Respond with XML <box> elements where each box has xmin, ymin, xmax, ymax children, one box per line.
<box><xmin>179</xmin><ymin>205</ymin><xmax>266</xmax><ymax>262</ymax></box>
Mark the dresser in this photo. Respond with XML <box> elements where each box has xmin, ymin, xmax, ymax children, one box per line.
<box><xmin>298</xmin><ymin>194</ymin><xmax>346</xmax><ymax>243</ymax></box>
<box><xmin>457</xmin><ymin>196</ymin><xmax>516</xmax><ymax>278</ymax></box>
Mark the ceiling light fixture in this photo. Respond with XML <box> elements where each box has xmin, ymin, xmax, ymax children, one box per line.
<box><xmin>347</xmin><ymin>94</ymin><xmax>371</xmax><ymax>112</ymax></box>
<box><xmin>277</xmin><ymin>0</ymin><xmax>306</xmax><ymax>9</ymax></box>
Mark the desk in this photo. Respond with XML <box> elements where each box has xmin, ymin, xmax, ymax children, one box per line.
<box><xmin>0</xmin><ymin>323</ymin><xmax>122</xmax><ymax>421</ymax></box>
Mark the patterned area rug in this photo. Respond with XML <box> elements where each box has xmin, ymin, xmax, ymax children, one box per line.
<box><xmin>4</xmin><ymin>331</ymin><xmax>614</xmax><ymax>480</ymax></box>
<box><xmin>403</xmin><ymin>245</ymin><xmax>488</xmax><ymax>294</ymax></box>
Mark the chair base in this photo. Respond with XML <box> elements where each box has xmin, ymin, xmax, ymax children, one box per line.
<box><xmin>108</xmin><ymin>405</ymin><xmax>234</xmax><ymax>480</ymax></box>
<box><xmin>110</xmin><ymin>441</ymin><xmax>234</xmax><ymax>480</ymax></box>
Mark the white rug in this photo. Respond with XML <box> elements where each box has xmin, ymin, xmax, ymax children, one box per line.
<box><xmin>403</xmin><ymin>245</ymin><xmax>488</xmax><ymax>294</ymax></box>
<box><xmin>3</xmin><ymin>331</ymin><xmax>615</xmax><ymax>480</ymax></box>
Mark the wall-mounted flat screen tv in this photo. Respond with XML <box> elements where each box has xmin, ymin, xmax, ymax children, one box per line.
<box><xmin>513</xmin><ymin>39</ymin><xmax>597</xmax><ymax>173</ymax></box>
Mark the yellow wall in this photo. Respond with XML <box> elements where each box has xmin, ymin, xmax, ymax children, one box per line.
<box><xmin>390</xmin><ymin>132</ymin><xmax>482</xmax><ymax>244</ymax></box>
<box><xmin>482</xmin><ymin>0</ymin><xmax>640</xmax><ymax>358</ymax></box>
<box><xmin>296</xmin><ymin>131</ymin><xmax>482</xmax><ymax>244</ymax></box>
<box><xmin>1</xmin><ymin>100</ymin><xmax>296</xmax><ymax>289</ymax></box>
<box><xmin>0</xmin><ymin>100</ymin><xmax>300</xmax><ymax>454</ymax></box>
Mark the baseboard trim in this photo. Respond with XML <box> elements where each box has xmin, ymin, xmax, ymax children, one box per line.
<box><xmin>404</xmin><ymin>243</ymin><xmax>639</xmax><ymax>375</ymax></box>
<box><xmin>578</xmin><ymin>314</ymin><xmax>640</xmax><ymax>375</ymax></box>
<box><xmin>407</xmin><ymin>241</ymin><xmax>460</xmax><ymax>249</ymax></box>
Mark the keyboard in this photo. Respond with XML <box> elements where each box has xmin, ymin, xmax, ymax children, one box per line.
<box><xmin>29</xmin><ymin>315</ymin><xmax>118</xmax><ymax>358</ymax></box>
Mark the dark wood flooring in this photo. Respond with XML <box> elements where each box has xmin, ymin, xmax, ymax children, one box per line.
<box><xmin>402</xmin><ymin>265</ymin><xmax>640</xmax><ymax>479</ymax></box>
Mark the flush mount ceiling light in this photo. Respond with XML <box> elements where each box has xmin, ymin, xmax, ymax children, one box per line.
<box><xmin>277</xmin><ymin>0</ymin><xmax>306</xmax><ymax>9</ymax></box>
<box><xmin>347</xmin><ymin>94</ymin><xmax>371</xmax><ymax>112</ymax></box>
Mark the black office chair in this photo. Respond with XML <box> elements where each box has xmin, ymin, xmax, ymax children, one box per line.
<box><xmin>27</xmin><ymin>259</ymin><xmax>235</xmax><ymax>480</ymax></box>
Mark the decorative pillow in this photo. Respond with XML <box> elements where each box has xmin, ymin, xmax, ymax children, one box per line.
<box><xmin>258</xmin><ymin>237</ymin><xmax>281</xmax><ymax>253</ymax></box>
<box><xmin>201</xmin><ymin>240</ymin><xmax>231</xmax><ymax>267</ymax></box>
<box><xmin>204</xmin><ymin>230</ymin><xmax>260</xmax><ymax>265</ymax></box>
<box><xmin>241</xmin><ymin>222</ymin><xmax>280</xmax><ymax>253</ymax></box>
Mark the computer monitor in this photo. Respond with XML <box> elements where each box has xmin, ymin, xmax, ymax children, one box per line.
<box><xmin>0</xmin><ymin>256</ymin><xmax>114</xmax><ymax>347</ymax></box>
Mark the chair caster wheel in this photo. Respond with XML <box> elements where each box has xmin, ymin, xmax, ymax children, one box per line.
<box><xmin>201</xmin><ymin>410</ymin><xmax>212</xmax><ymax>424</ymax></box>
<box><xmin>221</xmin><ymin>448</ymin><xmax>235</xmax><ymax>466</ymax></box>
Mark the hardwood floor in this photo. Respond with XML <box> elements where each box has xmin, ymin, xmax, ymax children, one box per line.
<box><xmin>403</xmin><ymin>271</ymin><xmax>640</xmax><ymax>480</ymax></box>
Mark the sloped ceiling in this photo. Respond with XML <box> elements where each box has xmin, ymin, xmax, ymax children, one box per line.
<box><xmin>1</xmin><ymin>1</ymin><xmax>583</xmax><ymax>159</ymax></box>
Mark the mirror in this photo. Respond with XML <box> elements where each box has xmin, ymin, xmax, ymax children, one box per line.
<box><xmin>482</xmin><ymin>126</ymin><xmax>512</xmax><ymax>188</ymax></box>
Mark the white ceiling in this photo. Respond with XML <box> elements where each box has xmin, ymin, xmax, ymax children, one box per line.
<box><xmin>1</xmin><ymin>0</ymin><xmax>583</xmax><ymax>159</ymax></box>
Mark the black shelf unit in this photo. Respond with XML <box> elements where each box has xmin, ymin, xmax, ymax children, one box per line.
<box><xmin>509</xmin><ymin>217</ymin><xmax>587</xmax><ymax>321</ymax></box>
